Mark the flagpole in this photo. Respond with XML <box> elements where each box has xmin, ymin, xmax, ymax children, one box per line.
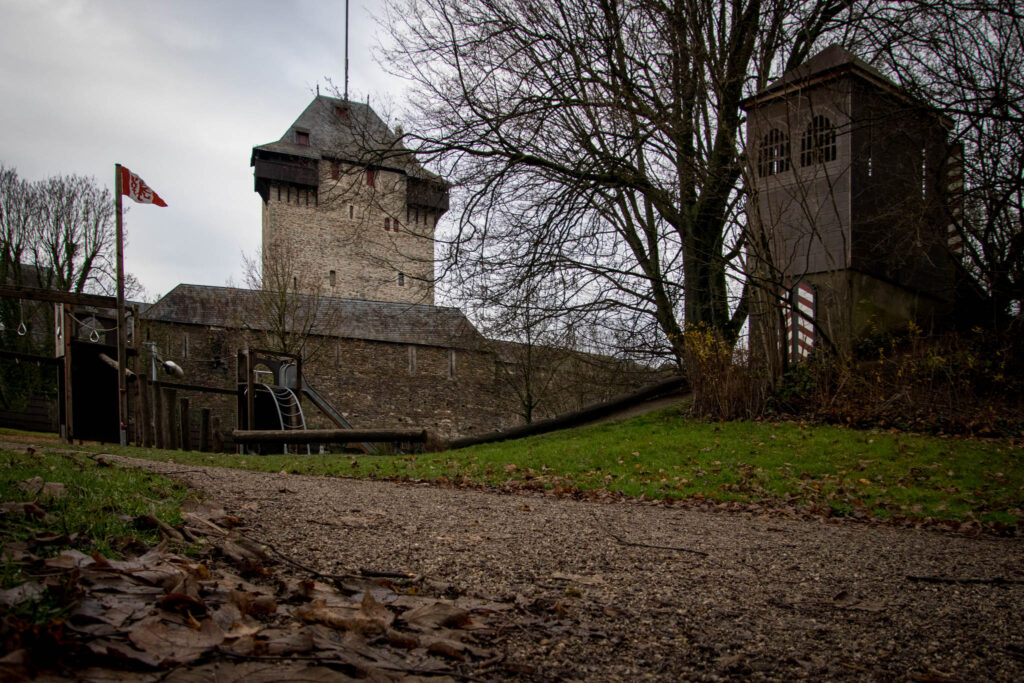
<box><xmin>115</xmin><ymin>164</ymin><xmax>128</xmax><ymax>447</ymax></box>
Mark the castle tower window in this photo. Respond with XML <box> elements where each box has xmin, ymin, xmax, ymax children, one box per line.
<box><xmin>394</xmin><ymin>219</ymin><xmax>400</xmax><ymax>232</ymax></box>
<box><xmin>758</xmin><ymin>128</ymin><xmax>790</xmax><ymax>177</ymax></box>
<box><xmin>408</xmin><ymin>345</ymin><xmax>416</xmax><ymax>374</ymax></box>
<box><xmin>295</xmin><ymin>130</ymin><xmax>310</xmax><ymax>146</ymax></box>
<box><xmin>366</xmin><ymin>169</ymin><xmax>376</xmax><ymax>187</ymax></box>
<box><xmin>800</xmin><ymin>115</ymin><xmax>836</xmax><ymax>166</ymax></box>
<box><xmin>331</xmin><ymin>162</ymin><xmax>340</xmax><ymax>180</ymax></box>
<box><xmin>448</xmin><ymin>349</ymin><xmax>456</xmax><ymax>379</ymax></box>
<box><xmin>384</xmin><ymin>218</ymin><xmax>391</xmax><ymax>231</ymax></box>
<box><xmin>349</xmin><ymin>205</ymin><xmax>353</xmax><ymax>218</ymax></box>
<box><xmin>398</xmin><ymin>272</ymin><xmax>405</xmax><ymax>286</ymax></box>
<box><xmin>329</xmin><ymin>270</ymin><xmax>336</xmax><ymax>286</ymax></box>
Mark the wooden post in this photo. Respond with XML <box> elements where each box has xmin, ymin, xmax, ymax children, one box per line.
<box><xmin>244</xmin><ymin>350</ymin><xmax>255</xmax><ymax>455</ymax></box>
<box><xmin>179</xmin><ymin>397</ymin><xmax>190</xmax><ymax>451</ymax></box>
<box><xmin>114</xmin><ymin>164</ymin><xmax>128</xmax><ymax>446</ymax></box>
<box><xmin>164</xmin><ymin>388</ymin><xmax>178</xmax><ymax>450</ymax></box>
<box><xmin>62</xmin><ymin>303</ymin><xmax>73</xmax><ymax>443</ymax></box>
<box><xmin>200</xmin><ymin>408</ymin><xmax>211</xmax><ymax>452</ymax></box>
<box><xmin>133</xmin><ymin>380</ymin><xmax>143</xmax><ymax>446</ymax></box>
<box><xmin>211</xmin><ymin>416</ymin><xmax>223</xmax><ymax>453</ymax></box>
<box><xmin>152</xmin><ymin>381</ymin><xmax>164</xmax><ymax>449</ymax></box>
<box><xmin>137</xmin><ymin>375</ymin><xmax>152</xmax><ymax>447</ymax></box>
<box><xmin>246</xmin><ymin>350</ymin><xmax>255</xmax><ymax>430</ymax></box>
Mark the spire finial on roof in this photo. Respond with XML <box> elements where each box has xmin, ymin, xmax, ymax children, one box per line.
<box><xmin>344</xmin><ymin>0</ymin><xmax>350</xmax><ymax>101</ymax></box>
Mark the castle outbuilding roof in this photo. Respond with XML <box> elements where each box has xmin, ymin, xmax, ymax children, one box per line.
<box><xmin>251</xmin><ymin>95</ymin><xmax>440</xmax><ymax>181</ymax></box>
<box><xmin>142</xmin><ymin>284</ymin><xmax>485</xmax><ymax>349</ymax></box>
<box><xmin>741</xmin><ymin>45</ymin><xmax>930</xmax><ymax>111</ymax></box>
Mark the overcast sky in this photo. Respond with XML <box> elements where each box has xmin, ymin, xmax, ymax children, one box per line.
<box><xmin>0</xmin><ymin>0</ymin><xmax>408</xmax><ymax>300</ymax></box>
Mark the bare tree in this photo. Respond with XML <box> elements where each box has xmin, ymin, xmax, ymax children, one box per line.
<box><xmin>31</xmin><ymin>173</ymin><xmax>118</xmax><ymax>294</ymax></box>
<box><xmin>380</xmin><ymin>0</ymin><xmax>870</xmax><ymax>363</ymax></box>
<box><xmin>0</xmin><ymin>165</ymin><xmax>39</xmax><ymax>288</ymax></box>
<box><xmin>237</xmin><ymin>244</ymin><xmax>342</xmax><ymax>362</ymax></box>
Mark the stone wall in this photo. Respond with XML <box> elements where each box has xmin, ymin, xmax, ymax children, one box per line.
<box><xmin>136</xmin><ymin>319</ymin><xmax>656</xmax><ymax>449</ymax></box>
<box><xmin>262</xmin><ymin>161</ymin><xmax>437</xmax><ymax>305</ymax></box>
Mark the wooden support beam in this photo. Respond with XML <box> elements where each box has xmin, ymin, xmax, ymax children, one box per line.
<box><xmin>200</xmin><ymin>408</ymin><xmax>211</xmax><ymax>452</ymax></box>
<box><xmin>0</xmin><ymin>284</ymin><xmax>118</xmax><ymax>308</ymax></box>
<box><xmin>179</xmin><ymin>397</ymin><xmax>191</xmax><ymax>451</ymax></box>
<box><xmin>151</xmin><ymin>379</ymin><xmax>237</xmax><ymax>396</ymax></box>
<box><xmin>232</xmin><ymin>428</ymin><xmax>426</xmax><ymax>445</ymax></box>
<box><xmin>152</xmin><ymin>380</ymin><xmax>164</xmax><ymax>449</ymax></box>
<box><xmin>446</xmin><ymin>375</ymin><xmax>689</xmax><ymax>450</ymax></box>
<box><xmin>137</xmin><ymin>375</ymin><xmax>152</xmax><ymax>447</ymax></box>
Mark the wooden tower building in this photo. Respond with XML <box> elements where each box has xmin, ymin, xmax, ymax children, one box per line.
<box><xmin>742</xmin><ymin>46</ymin><xmax>960</xmax><ymax>358</ymax></box>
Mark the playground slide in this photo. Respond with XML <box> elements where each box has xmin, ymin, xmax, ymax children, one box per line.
<box><xmin>298</xmin><ymin>378</ymin><xmax>376</xmax><ymax>454</ymax></box>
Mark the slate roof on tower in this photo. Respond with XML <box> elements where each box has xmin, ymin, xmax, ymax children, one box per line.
<box><xmin>251</xmin><ymin>95</ymin><xmax>440</xmax><ymax>181</ymax></box>
<box><xmin>142</xmin><ymin>284</ymin><xmax>485</xmax><ymax>349</ymax></box>
<box><xmin>740</xmin><ymin>44</ymin><xmax>952</xmax><ymax>124</ymax></box>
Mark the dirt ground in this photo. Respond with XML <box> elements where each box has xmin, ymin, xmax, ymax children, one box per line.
<box><xmin>103</xmin><ymin>454</ymin><xmax>1024</xmax><ymax>681</ymax></box>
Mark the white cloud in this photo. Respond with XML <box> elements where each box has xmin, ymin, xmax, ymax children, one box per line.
<box><xmin>0</xmin><ymin>0</ymin><xmax>407</xmax><ymax>299</ymax></box>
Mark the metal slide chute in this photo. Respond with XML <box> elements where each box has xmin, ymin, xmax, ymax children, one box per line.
<box><xmin>240</xmin><ymin>382</ymin><xmax>310</xmax><ymax>454</ymax></box>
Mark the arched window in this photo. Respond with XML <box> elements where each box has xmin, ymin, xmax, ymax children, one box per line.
<box><xmin>758</xmin><ymin>128</ymin><xmax>791</xmax><ymax>177</ymax></box>
<box><xmin>800</xmin><ymin>115</ymin><xmax>836</xmax><ymax>166</ymax></box>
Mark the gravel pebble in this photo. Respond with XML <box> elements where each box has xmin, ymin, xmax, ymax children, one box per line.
<box><xmin>109</xmin><ymin>455</ymin><xmax>1024</xmax><ymax>681</ymax></box>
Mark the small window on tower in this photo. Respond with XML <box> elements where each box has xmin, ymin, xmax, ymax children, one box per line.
<box><xmin>366</xmin><ymin>169</ymin><xmax>376</xmax><ymax>187</ymax></box>
<box><xmin>336</xmin><ymin>106</ymin><xmax>349</xmax><ymax>119</ymax></box>
<box><xmin>799</xmin><ymin>115</ymin><xmax>836</xmax><ymax>167</ymax></box>
<box><xmin>758</xmin><ymin>128</ymin><xmax>791</xmax><ymax>177</ymax></box>
<box><xmin>349</xmin><ymin>205</ymin><xmax>354</xmax><ymax>219</ymax></box>
<box><xmin>329</xmin><ymin>270</ymin><xmax>336</xmax><ymax>286</ymax></box>
<box><xmin>331</xmin><ymin>162</ymin><xmax>340</xmax><ymax>180</ymax></box>
<box><xmin>384</xmin><ymin>218</ymin><xmax>391</xmax><ymax>231</ymax></box>
<box><xmin>296</xmin><ymin>130</ymin><xmax>310</xmax><ymax>146</ymax></box>
<box><xmin>398</xmin><ymin>272</ymin><xmax>405</xmax><ymax>287</ymax></box>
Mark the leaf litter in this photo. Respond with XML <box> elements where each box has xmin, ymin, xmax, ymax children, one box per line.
<box><xmin>0</xmin><ymin>495</ymin><xmax>509</xmax><ymax>681</ymax></box>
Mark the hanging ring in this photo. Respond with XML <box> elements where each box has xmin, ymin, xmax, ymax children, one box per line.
<box><xmin>90</xmin><ymin>328</ymin><xmax>100</xmax><ymax>343</ymax></box>
<box><xmin>17</xmin><ymin>322</ymin><xmax>27</xmax><ymax>336</ymax></box>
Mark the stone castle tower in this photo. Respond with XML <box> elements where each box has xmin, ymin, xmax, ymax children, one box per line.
<box><xmin>251</xmin><ymin>95</ymin><xmax>449</xmax><ymax>305</ymax></box>
<box><xmin>742</xmin><ymin>46</ymin><xmax>959</xmax><ymax>357</ymax></box>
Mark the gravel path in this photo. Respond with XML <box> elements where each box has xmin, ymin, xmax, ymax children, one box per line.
<box><xmin>108</xmin><ymin>454</ymin><xmax>1024</xmax><ymax>681</ymax></box>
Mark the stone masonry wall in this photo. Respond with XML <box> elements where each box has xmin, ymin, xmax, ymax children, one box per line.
<box><xmin>137</xmin><ymin>319</ymin><xmax>658</xmax><ymax>449</ymax></box>
<box><xmin>263</xmin><ymin>161</ymin><xmax>436</xmax><ymax>305</ymax></box>
<box><xmin>138</xmin><ymin>320</ymin><xmax>513</xmax><ymax>444</ymax></box>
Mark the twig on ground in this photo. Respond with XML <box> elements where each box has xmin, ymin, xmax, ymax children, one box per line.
<box><xmin>216</xmin><ymin>650</ymin><xmax>454</xmax><ymax>677</ymax></box>
<box><xmin>359</xmin><ymin>568</ymin><xmax>418</xmax><ymax>579</ymax></box>
<box><xmin>906</xmin><ymin>575</ymin><xmax>1024</xmax><ymax>586</ymax></box>
<box><xmin>603</xmin><ymin>529</ymin><xmax>708</xmax><ymax>557</ymax></box>
<box><xmin>152</xmin><ymin>469</ymin><xmax>214</xmax><ymax>478</ymax></box>
<box><xmin>229</xmin><ymin>526</ymin><xmax>417</xmax><ymax>585</ymax></box>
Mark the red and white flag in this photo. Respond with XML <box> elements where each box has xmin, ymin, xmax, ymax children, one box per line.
<box><xmin>119</xmin><ymin>165</ymin><xmax>167</xmax><ymax>207</ymax></box>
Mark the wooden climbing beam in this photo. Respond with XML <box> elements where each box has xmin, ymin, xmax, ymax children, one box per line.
<box><xmin>232</xmin><ymin>428</ymin><xmax>426</xmax><ymax>445</ymax></box>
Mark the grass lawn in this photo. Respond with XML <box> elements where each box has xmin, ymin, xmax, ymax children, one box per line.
<box><xmin>0</xmin><ymin>444</ymin><xmax>190</xmax><ymax>621</ymax></box>
<box><xmin>26</xmin><ymin>404</ymin><xmax>1021</xmax><ymax>527</ymax></box>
